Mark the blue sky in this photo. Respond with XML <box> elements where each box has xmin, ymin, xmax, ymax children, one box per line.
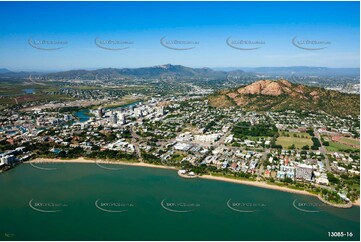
<box><xmin>0</xmin><ymin>1</ymin><xmax>359</xmax><ymax>71</ymax></box>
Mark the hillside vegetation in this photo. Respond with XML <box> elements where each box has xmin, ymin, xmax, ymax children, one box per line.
<box><xmin>208</xmin><ymin>79</ymin><xmax>359</xmax><ymax>117</ymax></box>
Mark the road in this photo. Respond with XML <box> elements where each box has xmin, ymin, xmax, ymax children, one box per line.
<box><xmin>258</xmin><ymin>149</ymin><xmax>270</xmax><ymax>176</ymax></box>
<box><xmin>131</xmin><ymin>125</ymin><xmax>143</xmax><ymax>162</ymax></box>
<box><xmin>314</xmin><ymin>128</ymin><xmax>331</xmax><ymax>172</ymax></box>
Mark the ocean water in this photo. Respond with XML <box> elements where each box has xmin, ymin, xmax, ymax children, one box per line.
<box><xmin>0</xmin><ymin>163</ymin><xmax>359</xmax><ymax>241</ymax></box>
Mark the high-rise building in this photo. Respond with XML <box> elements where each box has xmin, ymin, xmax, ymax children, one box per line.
<box><xmin>295</xmin><ymin>164</ymin><xmax>314</xmax><ymax>181</ymax></box>
<box><xmin>134</xmin><ymin>108</ymin><xmax>142</xmax><ymax>118</ymax></box>
<box><xmin>0</xmin><ymin>155</ymin><xmax>16</xmax><ymax>165</ymax></box>
<box><xmin>64</xmin><ymin>114</ymin><xmax>71</xmax><ymax>121</ymax></box>
<box><xmin>118</xmin><ymin>113</ymin><xmax>126</xmax><ymax>125</ymax></box>
<box><xmin>110</xmin><ymin>112</ymin><xmax>118</xmax><ymax>124</ymax></box>
<box><xmin>156</xmin><ymin>106</ymin><xmax>164</xmax><ymax>116</ymax></box>
<box><xmin>97</xmin><ymin>108</ymin><xmax>103</xmax><ymax>118</ymax></box>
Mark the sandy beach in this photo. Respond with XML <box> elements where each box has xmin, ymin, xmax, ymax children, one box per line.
<box><xmin>27</xmin><ymin>157</ymin><xmax>359</xmax><ymax>207</ymax></box>
<box><xmin>200</xmin><ymin>175</ymin><xmax>359</xmax><ymax>207</ymax></box>
<box><xmin>199</xmin><ymin>174</ymin><xmax>316</xmax><ymax>196</ymax></box>
<box><xmin>27</xmin><ymin>157</ymin><xmax>178</xmax><ymax>170</ymax></box>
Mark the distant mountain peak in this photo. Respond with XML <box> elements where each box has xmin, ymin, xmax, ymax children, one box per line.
<box><xmin>0</xmin><ymin>68</ymin><xmax>11</xmax><ymax>74</ymax></box>
<box><xmin>157</xmin><ymin>64</ymin><xmax>172</xmax><ymax>69</ymax></box>
<box><xmin>236</xmin><ymin>79</ymin><xmax>296</xmax><ymax>96</ymax></box>
<box><xmin>43</xmin><ymin>64</ymin><xmax>232</xmax><ymax>80</ymax></box>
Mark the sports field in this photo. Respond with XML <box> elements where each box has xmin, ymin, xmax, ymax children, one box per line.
<box><xmin>276</xmin><ymin>132</ymin><xmax>313</xmax><ymax>149</ymax></box>
<box><xmin>326</xmin><ymin>141</ymin><xmax>359</xmax><ymax>152</ymax></box>
<box><xmin>339</xmin><ymin>137</ymin><xmax>360</xmax><ymax>147</ymax></box>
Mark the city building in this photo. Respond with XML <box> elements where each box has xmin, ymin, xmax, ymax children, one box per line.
<box><xmin>295</xmin><ymin>164</ymin><xmax>314</xmax><ymax>181</ymax></box>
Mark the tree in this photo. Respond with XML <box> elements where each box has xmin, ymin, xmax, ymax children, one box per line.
<box><xmin>327</xmin><ymin>172</ymin><xmax>340</xmax><ymax>184</ymax></box>
<box><xmin>288</xmin><ymin>144</ymin><xmax>295</xmax><ymax>150</ymax></box>
<box><xmin>283</xmin><ymin>177</ymin><xmax>293</xmax><ymax>184</ymax></box>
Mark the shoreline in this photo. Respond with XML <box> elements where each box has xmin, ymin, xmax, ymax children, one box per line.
<box><xmin>199</xmin><ymin>174</ymin><xmax>317</xmax><ymax>196</ymax></box>
<box><xmin>26</xmin><ymin>157</ymin><xmax>359</xmax><ymax>207</ymax></box>
<box><xmin>27</xmin><ymin>157</ymin><xmax>178</xmax><ymax>171</ymax></box>
<box><xmin>199</xmin><ymin>175</ymin><xmax>359</xmax><ymax>207</ymax></box>
<box><xmin>178</xmin><ymin>170</ymin><xmax>198</xmax><ymax>179</ymax></box>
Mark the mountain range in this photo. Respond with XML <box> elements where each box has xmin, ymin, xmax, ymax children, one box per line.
<box><xmin>229</xmin><ymin>66</ymin><xmax>360</xmax><ymax>77</ymax></box>
<box><xmin>0</xmin><ymin>68</ymin><xmax>11</xmax><ymax>74</ymax></box>
<box><xmin>0</xmin><ymin>65</ymin><xmax>359</xmax><ymax>79</ymax></box>
<box><xmin>43</xmin><ymin>64</ymin><xmax>245</xmax><ymax>80</ymax></box>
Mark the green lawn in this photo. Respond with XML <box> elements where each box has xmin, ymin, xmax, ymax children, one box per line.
<box><xmin>245</xmin><ymin>136</ymin><xmax>268</xmax><ymax>142</ymax></box>
<box><xmin>171</xmin><ymin>152</ymin><xmax>187</xmax><ymax>161</ymax></box>
<box><xmin>339</xmin><ymin>137</ymin><xmax>360</xmax><ymax>147</ymax></box>
<box><xmin>276</xmin><ymin>132</ymin><xmax>313</xmax><ymax>149</ymax></box>
<box><xmin>326</xmin><ymin>141</ymin><xmax>359</xmax><ymax>152</ymax></box>
<box><xmin>279</xmin><ymin>131</ymin><xmax>312</xmax><ymax>139</ymax></box>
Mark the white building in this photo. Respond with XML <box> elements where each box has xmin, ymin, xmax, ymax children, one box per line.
<box><xmin>176</xmin><ymin>132</ymin><xmax>193</xmax><ymax>142</ymax></box>
<box><xmin>174</xmin><ymin>142</ymin><xmax>192</xmax><ymax>151</ymax></box>
<box><xmin>110</xmin><ymin>112</ymin><xmax>118</xmax><ymax>124</ymax></box>
<box><xmin>295</xmin><ymin>164</ymin><xmax>314</xmax><ymax>181</ymax></box>
<box><xmin>134</xmin><ymin>108</ymin><xmax>143</xmax><ymax>118</ymax></box>
<box><xmin>316</xmin><ymin>177</ymin><xmax>329</xmax><ymax>185</ymax></box>
<box><xmin>97</xmin><ymin>108</ymin><xmax>103</xmax><ymax>118</ymax></box>
<box><xmin>118</xmin><ymin>113</ymin><xmax>126</xmax><ymax>125</ymax></box>
<box><xmin>277</xmin><ymin>165</ymin><xmax>295</xmax><ymax>180</ymax></box>
<box><xmin>194</xmin><ymin>134</ymin><xmax>220</xmax><ymax>144</ymax></box>
<box><xmin>0</xmin><ymin>155</ymin><xmax>16</xmax><ymax>165</ymax></box>
<box><xmin>156</xmin><ymin>106</ymin><xmax>164</xmax><ymax>116</ymax></box>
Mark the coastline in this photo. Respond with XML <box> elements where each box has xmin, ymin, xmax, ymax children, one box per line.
<box><xmin>199</xmin><ymin>174</ymin><xmax>359</xmax><ymax>207</ymax></box>
<box><xmin>27</xmin><ymin>157</ymin><xmax>178</xmax><ymax>170</ymax></box>
<box><xmin>26</xmin><ymin>157</ymin><xmax>359</xmax><ymax>207</ymax></box>
<box><xmin>177</xmin><ymin>170</ymin><xmax>198</xmax><ymax>179</ymax></box>
<box><xmin>199</xmin><ymin>174</ymin><xmax>318</xmax><ymax>196</ymax></box>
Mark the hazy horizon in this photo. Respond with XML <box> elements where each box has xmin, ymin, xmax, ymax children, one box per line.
<box><xmin>2</xmin><ymin>65</ymin><xmax>361</xmax><ymax>73</ymax></box>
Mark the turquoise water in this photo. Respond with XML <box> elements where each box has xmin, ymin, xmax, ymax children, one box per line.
<box><xmin>75</xmin><ymin>110</ymin><xmax>91</xmax><ymax>122</ymax></box>
<box><xmin>22</xmin><ymin>88</ymin><xmax>35</xmax><ymax>94</ymax></box>
<box><xmin>0</xmin><ymin>163</ymin><xmax>359</xmax><ymax>241</ymax></box>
